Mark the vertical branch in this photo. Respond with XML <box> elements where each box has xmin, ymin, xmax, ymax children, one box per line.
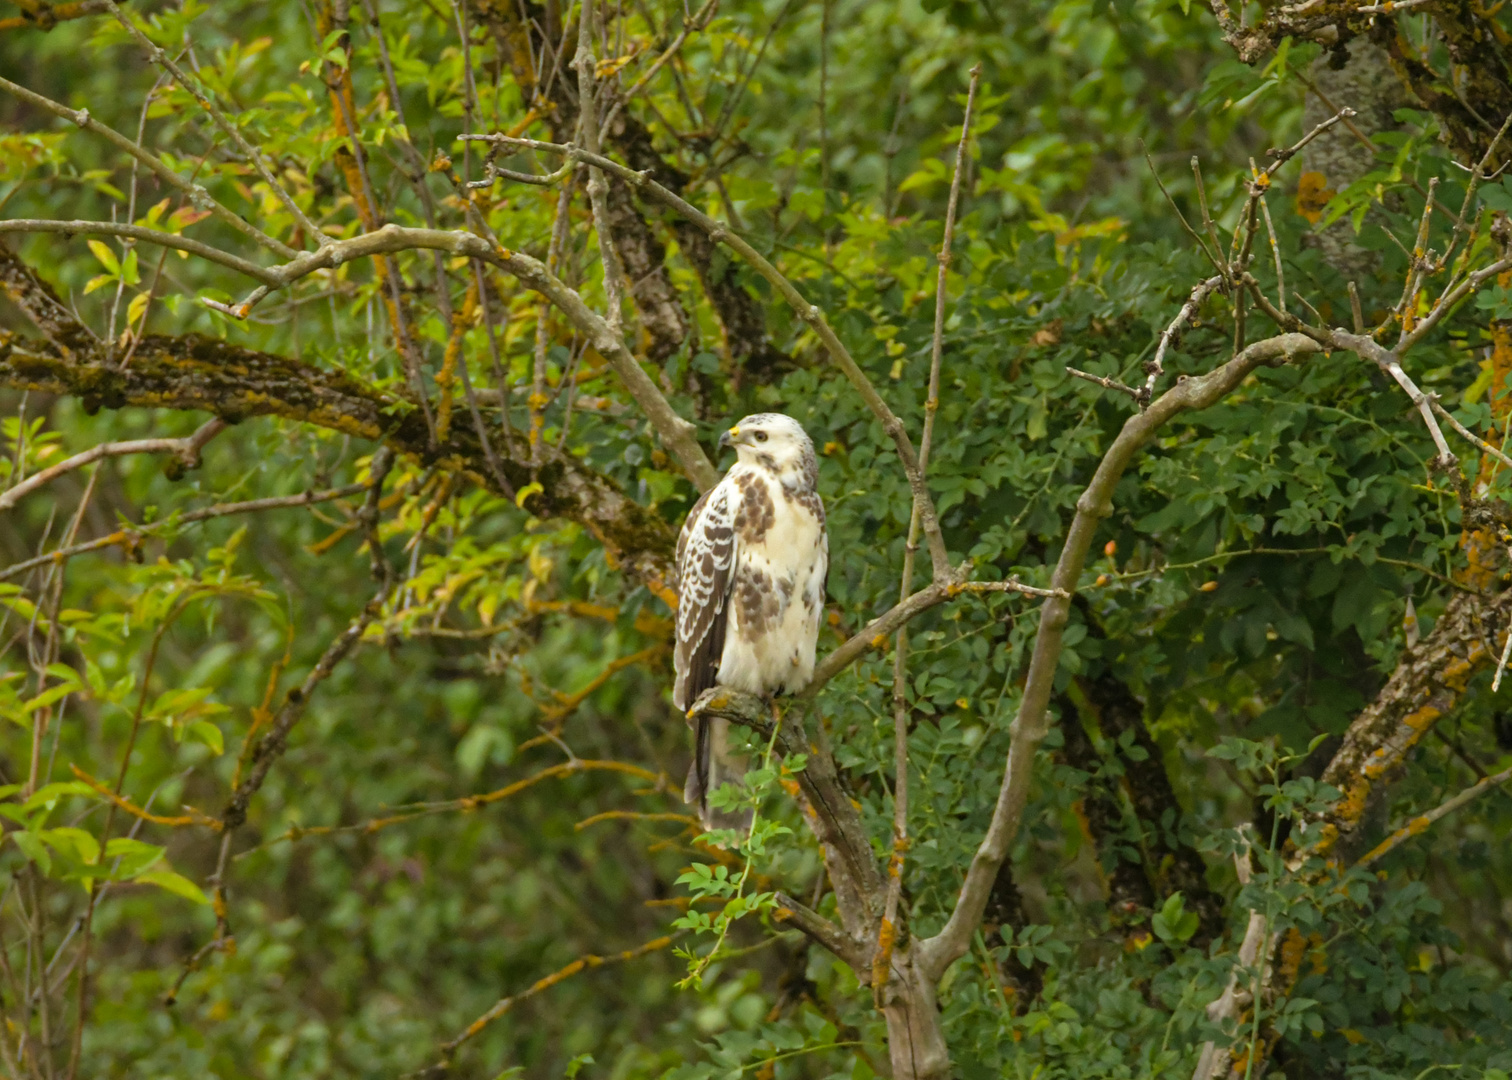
<box><xmin>315</xmin><ymin>0</ymin><xmax>438</xmax><ymax>448</ymax></box>
<box><xmin>575</xmin><ymin>0</ymin><xmax>628</xmax><ymax>338</ymax></box>
<box><xmin>533</xmin><ymin>184</ymin><xmax>574</xmax><ymax>465</ymax></box>
<box><xmin>472</xmin><ymin>259</ymin><xmax>513</xmax><ymax>437</ymax></box>
<box><xmin>874</xmin><ymin>65</ymin><xmax>980</xmax><ymax>996</ymax></box>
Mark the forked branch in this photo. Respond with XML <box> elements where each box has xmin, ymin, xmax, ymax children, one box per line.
<box><xmin>919</xmin><ymin>332</ymin><xmax>1323</xmax><ymax>979</ymax></box>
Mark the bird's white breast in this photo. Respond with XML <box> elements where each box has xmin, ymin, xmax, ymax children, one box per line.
<box><xmin>717</xmin><ymin>468</ymin><xmax>827</xmax><ymax>698</ymax></box>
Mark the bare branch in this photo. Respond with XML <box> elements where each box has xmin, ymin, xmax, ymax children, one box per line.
<box><xmin>1430</xmin><ymin>398</ymin><xmax>1512</xmax><ymax>471</ymax></box>
<box><xmin>1356</xmin><ymin>762</ymin><xmax>1512</xmax><ymax>868</ymax></box>
<box><xmin>0</xmin><ymin>75</ymin><xmax>296</xmax><ymax>259</ymax></box>
<box><xmin>1066</xmin><ymin>366</ymin><xmax>1141</xmax><ymax>401</ymax></box>
<box><xmin>0</xmin><ymin>219</ymin><xmax>279</xmax><ymax>283</ymax></box>
<box><xmin>1143</xmin><ymin>275</ymin><xmax>1224</xmax><ymax>406</ymax></box>
<box><xmin>919</xmin><ymin>333</ymin><xmax>1323</xmax><ymax>981</ymax></box>
<box><xmin>877</xmin><ymin>64</ymin><xmax>981</xmax><ymax>997</ymax></box>
<box><xmin>575</xmin><ymin>0</ymin><xmax>629</xmax><ymax>339</ymax></box>
<box><xmin>806</xmin><ymin>578</ymin><xmax>1064</xmax><ymax>695</ymax></box>
<box><xmin>460</xmin><ymin>132</ymin><xmax>954</xmax><ymax>579</ymax></box>
<box><xmin>437</xmin><ymin>932</ymin><xmax>683</xmax><ymax>1061</ymax></box>
<box><xmin>0</xmin><ymin>419</ymin><xmax>225</xmax><ymax>511</ymax></box>
<box><xmin>775</xmin><ymin>892</ymin><xmax>860</xmax><ymax>966</ymax></box>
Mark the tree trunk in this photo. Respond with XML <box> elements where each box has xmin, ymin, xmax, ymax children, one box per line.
<box><xmin>877</xmin><ymin>944</ymin><xmax>951</xmax><ymax>1080</ymax></box>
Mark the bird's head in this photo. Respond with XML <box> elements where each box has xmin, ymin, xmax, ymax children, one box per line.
<box><xmin>719</xmin><ymin>413</ymin><xmax>817</xmax><ymax>488</ymax></box>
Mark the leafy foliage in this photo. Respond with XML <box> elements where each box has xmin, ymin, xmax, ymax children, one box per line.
<box><xmin>1</xmin><ymin>0</ymin><xmax>1511</xmax><ymax>1076</ymax></box>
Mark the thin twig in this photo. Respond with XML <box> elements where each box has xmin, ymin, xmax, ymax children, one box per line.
<box><xmin>876</xmin><ymin>64</ymin><xmax>980</xmax><ymax>997</ymax></box>
<box><xmin>0</xmin><ymin>419</ymin><xmax>225</xmax><ymax>511</ymax></box>
<box><xmin>1143</xmin><ymin>275</ymin><xmax>1224</xmax><ymax>407</ymax></box>
<box><xmin>99</xmin><ymin>0</ymin><xmax>324</xmax><ymax>246</ymax></box>
<box><xmin>1357</xmin><ymin>762</ymin><xmax>1512</xmax><ymax>867</ymax></box>
<box><xmin>0</xmin><ymin>483</ymin><xmax>368</xmax><ymax>582</ymax></box>
<box><xmin>437</xmin><ymin>931</ymin><xmax>684</xmax><ymax>1060</ymax></box>
<box><xmin>1067</xmin><ymin>367</ymin><xmax>1141</xmax><ymax>401</ymax></box>
<box><xmin>1430</xmin><ymin>398</ymin><xmax>1512</xmax><ymax>472</ymax></box>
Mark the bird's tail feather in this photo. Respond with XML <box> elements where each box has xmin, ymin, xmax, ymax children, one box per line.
<box><xmin>684</xmin><ymin>715</ymin><xmax>755</xmax><ymax>836</ymax></box>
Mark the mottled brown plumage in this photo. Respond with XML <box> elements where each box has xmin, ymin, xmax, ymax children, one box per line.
<box><xmin>673</xmin><ymin>414</ymin><xmax>828</xmax><ymax>828</ymax></box>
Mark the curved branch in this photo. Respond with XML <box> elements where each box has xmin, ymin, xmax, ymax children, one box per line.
<box><xmin>0</xmin><ymin>418</ymin><xmax>224</xmax><ymax>511</ymax></box>
<box><xmin>0</xmin><ymin>220</ymin><xmax>280</xmax><ymax>284</ymax></box>
<box><xmin>0</xmin><ymin>75</ymin><xmax>297</xmax><ymax>258</ymax></box>
<box><xmin>462</xmin><ymin>133</ymin><xmax>952</xmax><ymax>579</ymax></box>
<box><xmin>918</xmin><ymin>332</ymin><xmax>1324</xmax><ymax>981</ymax></box>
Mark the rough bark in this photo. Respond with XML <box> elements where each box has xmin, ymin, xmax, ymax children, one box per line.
<box><xmin>0</xmin><ymin>243</ymin><xmax>679</xmax><ymax>592</ymax></box>
<box><xmin>608</xmin><ymin>111</ymin><xmax>798</xmax><ymax>385</ymax></box>
<box><xmin>470</xmin><ymin>0</ymin><xmax>691</xmax><ymax>363</ymax></box>
<box><xmin>1212</xmin><ymin>0</ymin><xmax>1512</xmax><ymax>170</ymax></box>
<box><xmin>1057</xmin><ymin>695</ymin><xmax>1157</xmax><ymax>918</ymax></box>
<box><xmin>1315</xmin><ymin>579</ymin><xmax>1512</xmax><ymax>861</ymax></box>
<box><xmin>1074</xmin><ymin>668</ymin><xmax>1226</xmax><ymax>947</ymax></box>
<box><xmin>1299</xmin><ymin>39</ymin><xmax>1408</xmax><ymax>281</ymax></box>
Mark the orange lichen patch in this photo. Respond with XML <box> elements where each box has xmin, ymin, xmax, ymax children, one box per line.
<box><xmin>1296</xmin><ymin>171</ymin><xmax>1335</xmax><ymax>224</ymax></box>
<box><xmin>436</xmin><ymin>280</ymin><xmax>481</xmax><ymax>443</ymax></box>
<box><xmin>1362</xmin><ymin>704</ymin><xmax>1442</xmax><ymax>779</ymax></box>
<box><xmin>1357</xmin><ymin>812</ymin><xmax>1433</xmax><ymax>865</ymax></box>
<box><xmin>1462</xmin><ymin>300</ymin><xmax>1512</xmax><ymax>586</ymax></box>
<box><xmin>1440</xmin><ymin>652</ymin><xmax>1481</xmax><ymax>691</ymax></box>
<box><xmin>1309</xmin><ymin>933</ymin><xmax>1329</xmax><ymax>975</ymax></box>
<box><xmin>1278</xmin><ymin>928</ymin><xmax>1306</xmax><ymax>984</ymax></box>
<box><xmin>1070</xmin><ymin>798</ymin><xmax>1094</xmax><ymax>844</ymax></box>
<box><xmin>871</xmin><ymin>917</ymin><xmax>898</xmax><ymax>989</ymax></box>
<box><xmin>1332</xmin><ymin>781</ymin><xmax>1371</xmax><ymax>831</ymax></box>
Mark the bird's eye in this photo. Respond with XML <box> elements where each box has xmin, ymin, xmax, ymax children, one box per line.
<box><xmin>754</xmin><ymin>431</ymin><xmax>768</xmax><ymax>443</ymax></box>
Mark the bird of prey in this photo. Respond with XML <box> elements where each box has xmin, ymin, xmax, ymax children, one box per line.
<box><xmin>673</xmin><ymin>413</ymin><xmax>828</xmax><ymax>828</ymax></box>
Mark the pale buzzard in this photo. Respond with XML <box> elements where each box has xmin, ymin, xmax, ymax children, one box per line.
<box><xmin>673</xmin><ymin>413</ymin><xmax>828</xmax><ymax>827</ymax></box>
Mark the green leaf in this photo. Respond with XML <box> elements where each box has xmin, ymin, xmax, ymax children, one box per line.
<box><xmin>136</xmin><ymin>869</ymin><xmax>210</xmax><ymax>905</ymax></box>
<box><xmin>186</xmin><ymin>719</ymin><xmax>225</xmax><ymax>755</ymax></box>
<box><xmin>11</xmin><ymin>830</ymin><xmax>51</xmax><ymax>874</ymax></box>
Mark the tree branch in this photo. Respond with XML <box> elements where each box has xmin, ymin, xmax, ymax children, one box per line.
<box><xmin>0</xmin><ymin>418</ymin><xmax>224</xmax><ymax>511</ymax></box>
<box><xmin>0</xmin><ymin>328</ymin><xmax>681</xmax><ymax>592</ymax></box>
<box><xmin>1356</xmin><ymin>761</ymin><xmax>1512</xmax><ymax>869</ymax></box>
<box><xmin>0</xmin><ymin>75</ymin><xmax>297</xmax><ymax>258</ymax></box>
<box><xmin>919</xmin><ymin>332</ymin><xmax>1324</xmax><ymax>981</ymax></box>
<box><xmin>461</xmin><ymin>133</ymin><xmax>953</xmax><ymax>578</ymax></box>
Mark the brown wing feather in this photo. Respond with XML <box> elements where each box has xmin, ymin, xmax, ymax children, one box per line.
<box><xmin>673</xmin><ymin>481</ymin><xmax>738</xmax><ymax>816</ymax></box>
<box><xmin>672</xmin><ymin>481</ymin><xmax>736</xmax><ymax>711</ymax></box>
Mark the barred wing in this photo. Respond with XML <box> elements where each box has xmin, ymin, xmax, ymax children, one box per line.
<box><xmin>672</xmin><ymin>480</ymin><xmax>736</xmax><ymax>712</ymax></box>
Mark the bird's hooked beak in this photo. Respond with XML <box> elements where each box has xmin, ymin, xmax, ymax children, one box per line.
<box><xmin>718</xmin><ymin>426</ymin><xmax>739</xmax><ymax>449</ymax></box>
